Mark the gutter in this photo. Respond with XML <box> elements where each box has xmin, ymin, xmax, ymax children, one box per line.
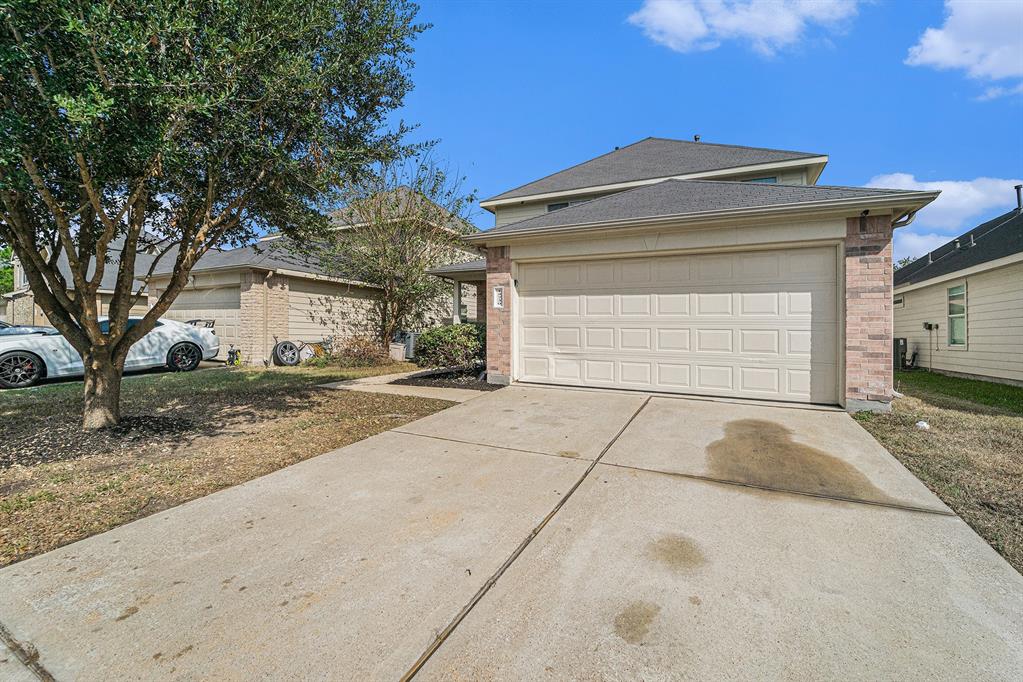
<box><xmin>467</xmin><ymin>191</ymin><xmax>940</xmax><ymax>244</ymax></box>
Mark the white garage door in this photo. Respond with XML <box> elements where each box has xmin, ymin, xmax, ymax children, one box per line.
<box><xmin>163</xmin><ymin>286</ymin><xmax>241</xmax><ymax>360</ymax></box>
<box><xmin>516</xmin><ymin>246</ymin><xmax>839</xmax><ymax>404</ymax></box>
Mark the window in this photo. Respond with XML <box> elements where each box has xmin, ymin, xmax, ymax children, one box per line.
<box><xmin>546</xmin><ymin>202</ymin><xmax>569</xmax><ymax>212</ymax></box>
<box><xmin>746</xmin><ymin>177</ymin><xmax>777</xmax><ymax>184</ymax></box>
<box><xmin>893</xmin><ymin>295</ymin><xmax>904</xmax><ymax>309</ymax></box>
<box><xmin>947</xmin><ymin>284</ymin><xmax>966</xmax><ymax>347</ymax></box>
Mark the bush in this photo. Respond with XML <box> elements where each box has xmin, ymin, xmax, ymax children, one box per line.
<box><xmin>414</xmin><ymin>323</ymin><xmax>485</xmax><ymax>368</ymax></box>
<box><xmin>302</xmin><ymin>336</ymin><xmax>392</xmax><ymax>368</ymax></box>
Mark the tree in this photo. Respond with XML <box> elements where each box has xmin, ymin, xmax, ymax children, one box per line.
<box><xmin>895</xmin><ymin>256</ymin><xmax>916</xmax><ymax>270</ymax></box>
<box><xmin>0</xmin><ymin>0</ymin><xmax>424</xmax><ymax>429</ymax></box>
<box><xmin>0</xmin><ymin>245</ymin><xmax>12</xmax><ymax>294</ymax></box>
<box><xmin>307</xmin><ymin>154</ymin><xmax>478</xmax><ymax>346</ymax></box>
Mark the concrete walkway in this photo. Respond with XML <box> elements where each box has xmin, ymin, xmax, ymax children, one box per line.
<box><xmin>1</xmin><ymin>386</ymin><xmax>1021</xmax><ymax>680</ymax></box>
<box><xmin>320</xmin><ymin>367</ymin><xmax>487</xmax><ymax>403</ymax></box>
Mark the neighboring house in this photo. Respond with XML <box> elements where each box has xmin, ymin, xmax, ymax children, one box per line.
<box><xmin>438</xmin><ymin>137</ymin><xmax>938</xmax><ymax>411</ymax></box>
<box><xmin>4</xmin><ymin>238</ymin><xmax>155</xmax><ymax>326</ymax></box>
<box><xmin>150</xmin><ymin>191</ymin><xmax>480</xmax><ymax>362</ymax></box>
<box><xmin>893</xmin><ymin>194</ymin><xmax>1023</xmax><ymax>386</ymax></box>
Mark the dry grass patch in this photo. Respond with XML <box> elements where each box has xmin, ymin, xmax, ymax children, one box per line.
<box><xmin>0</xmin><ymin>363</ymin><xmax>453</xmax><ymax>566</ymax></box>
<box><xmin>856</xmin><ymin>371</ymin><xmax>1023</xmax><ymax>574</ymax></box>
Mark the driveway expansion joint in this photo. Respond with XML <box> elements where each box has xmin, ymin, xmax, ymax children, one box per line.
<box><xmin>0</xmin><ymin>620</ymin><xmax>54</xmax><ymax>682</ymax></box>
<box><xmin>399</xmin><ymin>397</ymin><xmax>652</xmax><ymax>681</ymax></box>
<box><xmin>599</xmin><ymin>461</ymin><xmax>957</xmax><ymax>517</ymax></box>
<box><xmin>390</xmin><ymin>430</ymin><xmax>558</xmax><ymax>460</ymax></box>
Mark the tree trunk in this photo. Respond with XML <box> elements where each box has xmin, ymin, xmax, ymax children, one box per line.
<box><xmin>82</xmin><ymin>350</ymin><xmax>125</xmax><ymax>431</ymax></box>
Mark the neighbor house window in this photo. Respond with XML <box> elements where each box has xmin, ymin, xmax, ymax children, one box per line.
<box><xmin>547</xmin><ymin>202</ymin><xmax>569</xmax><ymax>212</ymax></box>
<box><xmin>746</xmin><ymin>177</ymin><xmax>777</xmax><ymax>184</ymax></box>
<box><xmin>947</xmin><ymin>284</ymin><xmax>966</xmax><ymax>347</ymax></box>
<box><xmin>893</xmin><ymin>295</ymin><xmax>904</xmax><ymax>309</ymax></box>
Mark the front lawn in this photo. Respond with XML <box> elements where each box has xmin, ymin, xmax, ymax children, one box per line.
<box><xmin>0</xmin><ymin>363</ymin><xmax>453</xmax><ymax>566</ymax></box>
<box><xmin>856</xmin><ymin>371</ymin><xmax>1023</xmax><ymax>574</ymax></box>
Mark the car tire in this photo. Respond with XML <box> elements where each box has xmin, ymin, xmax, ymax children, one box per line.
<box><xmin>272</xmin><ymin>340</ymin><xmax>301</xmax><ymax>366</ymax></box>
<box><xmin>166</xmin><ymin>342</ymin><xmax>202</xmax><ymax>372</ymax></box>
<box><xmin>0</xmin><ymin>350</ymin><xmax>45</xmax><ymax>389</ymax></box>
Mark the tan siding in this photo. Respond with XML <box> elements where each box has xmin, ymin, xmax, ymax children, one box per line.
<box><xmin>288</xmin><ymin>278</ymin><xmax>378</xmax><ymax>343</ymax></box>
<box><xmin>894</xmin><ymin>262</ymin><xmax>1023</xmax><ymax>382</ymax></box>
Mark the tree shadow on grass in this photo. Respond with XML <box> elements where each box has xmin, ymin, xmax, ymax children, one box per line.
<box><xmin>0</xmin><ymin>383</ymin><xmax>393</xmax><ymax>469</ymax></box>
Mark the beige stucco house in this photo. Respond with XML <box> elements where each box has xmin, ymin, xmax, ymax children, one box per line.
<box><xmin>443</xmin><ymin>137</ymin><xmax>939</xmax><ymax>412</ymax></box>
<box><xmin>893</xmin><ymin>197</ymin><xmax>1023</xmax><ymax>386</ymax></box>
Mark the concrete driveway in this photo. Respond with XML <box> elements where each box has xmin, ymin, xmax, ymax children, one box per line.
<box><xmin>1</xmin><ymin>386</ymin><xmax>1021</xmax><ymax>680</ymax></box>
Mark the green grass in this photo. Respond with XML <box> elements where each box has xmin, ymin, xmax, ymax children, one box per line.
<box><xmin>859</xmin><ymin>370</ymin><xmax>1023</xmax><ymax>573</ymax></box>
<box><xmin>894</xmin><ymin>370</ymin><xmax>1023</xmax><ymax>415</ymax></box>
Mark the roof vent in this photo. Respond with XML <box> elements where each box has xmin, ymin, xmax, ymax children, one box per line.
<box><xmin>969</xmin><ymin>233</ymin><xmax>976</xmax><ymax>247</ymax></box>
<box><xmin>954</xmin><ymin>238</ymin><xmax>961</xmax><ymax>250</ymax></box>
<box><xmin>1016</xmin><ymin>184</ymin><xmax>1022</xmax><ymax>212</ymax></box>
<box><xmin>693</xmin><ymin>135</ymin><xmax>701</xmax><ymax>143</ymax></box>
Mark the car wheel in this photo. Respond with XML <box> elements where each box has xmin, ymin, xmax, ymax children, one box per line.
<box><xmin>0</xmin><ymin>351</ymin><xmax>45</xmax><ymax>389</ymax></box>
<box><xmin>167</xmin><ymin>342</ymin><xmax>202</xmax><ymax>372</ymax></box>
<box><xmin>272</xmin><ymin>341</ymin><xmax>301</xmax><ymax>366</ymax></box>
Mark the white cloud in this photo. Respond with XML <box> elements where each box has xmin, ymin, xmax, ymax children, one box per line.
<box><xmin>976</xmin><ymin>82</ymin><xmax>1023</xmax><ymax>101</ymax></box>
<box><xmin>893</xmin><ymin>231</ymin><xmax>953</xmax><ymax>263</ymax></box>
<box><xmin>628</xmin><ymin>0</ymin><xmax>860</xmax><ymax>56</ymax></box>
<box><xmin>906</xmin><ymin>0</ymin><xmax>1023</xmax><ymax>98</ymax></box>
<box><xmin>867</xmin><ymin>173</ymin><xmax>1023</xmax><ymax>262</ymax></box>
<box><xmin>867</xmin><ymin>173</ymin><xmax>1022</xmax><ymax>231</ymax></box>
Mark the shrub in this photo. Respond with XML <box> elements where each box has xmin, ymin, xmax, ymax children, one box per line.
<box><xmin>302</xmin><ymin>336</ymin><xmax>391</xmax><ymax>368</ymax></box>
<box><xmin>414</xmin><ymin>323</ymin><xmax>485</xmax><ymax>368</ymax></box>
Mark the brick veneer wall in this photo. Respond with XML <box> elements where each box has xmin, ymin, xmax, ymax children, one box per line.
<box><xmin>486</xmin><ymin>247</ymin><xmax>512</xmax><ymax>384</ymax></box>
<box><xmin>475</xmin><ymin>282</ymin><xmax>487</xmax><ymax>322</ymax></box>
<box><xmin>239</xmin><ymin>271</ymin><xmax>290</xmax><ymax>364</ymax></box>
<box><xmin>845</xmin><ymin>215</ymin><xmax>894</xmax><ymax>410</ymax></box>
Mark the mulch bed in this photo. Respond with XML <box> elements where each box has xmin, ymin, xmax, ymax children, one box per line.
<box><xmin>391</xmin><ymin>368</ymin><xmax>503</xmax><ymax>391</ymax></box>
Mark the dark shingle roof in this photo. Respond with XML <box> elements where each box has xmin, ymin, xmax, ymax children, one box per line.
<box><xmin>427</xmin><ymin>259</ymin><xmax>486</xmax><ymax>276</ymax></box>
<box><xmin>479</xmin><ymin>179</ymin><xmax>927</xmax><ymax>236</ymax></box>
<box><xmin>894</xmin><ymin>209</ymin><xmax>1023</xmax><ymax>288</ymax></box>
<box><xmin>483</xmin><ymin>137</ymin><xmax>825</xmax><ymax>203</ymax></box>
<box><xmin>152</xmin><ymin>237</ymin><xmax>348</xmax><ymax>279</ymax></box>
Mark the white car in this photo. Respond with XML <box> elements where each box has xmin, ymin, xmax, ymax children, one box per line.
<box><xmin>0</xmin><ymin>318</ymin><xmax>219</xmax><ymax>389</ymax></box>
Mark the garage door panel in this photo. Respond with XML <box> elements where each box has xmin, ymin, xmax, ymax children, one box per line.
<box><xmin>164</xmin><ymin>286</ymin><xmax>241</xmax><ymax>360</ymax></box>
<box><xmin>516</xmin><ymin>247</ymin><xmax>838</xmax><ymax>403</ymax></box>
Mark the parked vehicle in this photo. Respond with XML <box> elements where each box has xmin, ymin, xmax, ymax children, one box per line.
<box><xmin>0</xmin><ymin>320</ymin><xmax>58</xmax><ymax>337</ymax></box>
<box><xmin>0</xmin><ymin>318</ymin><xmax>220</xmax><ymax>389</ymax></box>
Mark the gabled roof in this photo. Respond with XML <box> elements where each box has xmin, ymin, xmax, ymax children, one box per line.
<box><xmin>152</xmin><ymin>237</ymin><xmax>357</xmax><ymax>281</ymax></box>
<box><xmin>894</xmin><ymin>208</ymin><xmax>1023</xmax><ymax>288</ymax></box>
<box><xmin>471</xmin><ymin>179</ymin><xmax>936</xmax><ymax>240</ymax></box>
<box><xmin>482</xmin><ymin>137</ymin><xmax>826</xmax><ymax>204</ymax></box>
<box><xmin>330</xmin><ymin>186</ymin><xmax>476</xmax><ymax>235</ymax></box>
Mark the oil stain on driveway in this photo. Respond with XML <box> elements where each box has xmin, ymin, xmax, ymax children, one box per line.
<box><xmin>1</xmin><ymin>387</ymin><xmax>1021</xmax><ymax>680</ymax></box>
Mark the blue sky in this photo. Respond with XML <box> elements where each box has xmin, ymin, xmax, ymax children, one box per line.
<box><xmin>394</xmin><ymin>0</ymin><xmax>1023</xmax><ymax>262</ymax></box>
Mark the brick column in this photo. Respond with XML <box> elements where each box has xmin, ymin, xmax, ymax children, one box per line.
<box><xmin>239</xmin><ymin>272</ymin><xmax>290</xmax><ymax>365</ymax></box>
<box><xmin>845</xmin><ymin>215</ymin><xmax>894</xmax><ymax>412</ymax></box>
<box><xmin>486</xmin><ymin>247</ymin><xmax>512</xmax><ymax>385</ymax></box>
<box><xmin>474</xmin><ymin>282</ymin><xmax>487</xmax><ymax>323</ymax></box>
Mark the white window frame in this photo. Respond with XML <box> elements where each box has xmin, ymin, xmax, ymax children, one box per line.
<box><xmin>946</xmin><ymin>282</ymin><xmax>967</xmax><ymax>349</ymax></box>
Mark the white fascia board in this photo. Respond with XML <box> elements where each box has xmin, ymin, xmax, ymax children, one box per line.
<box><xmin>468</xmin><ymin>191</ymin><xmax>939</xmax><ymax>245</ymax></box>
<box><xmin>894</xmin><ymin>252</ymin><xmax>1023</xmax><ymax>294</ymax></box>
<box><xmin>479</xmin><ymin>156</ymin><xmax>830</xmax><ymax>211</ymax></box>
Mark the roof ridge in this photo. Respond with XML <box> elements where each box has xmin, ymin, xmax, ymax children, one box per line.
<box><xmin>644</xmin><ymin>136</ymin><xmax>825</xmax><ymax>158</ymax></box>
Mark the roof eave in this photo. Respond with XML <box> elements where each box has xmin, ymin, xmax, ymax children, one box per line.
<box><xmin>894</xmin><ymin>250</ymin><xmax>1023</xmax><ymax>294</ymax></box>
<box><xmin>467</xmin><ymin>191</ymin><xmax>940</xmax><ymax>244</ymax></box>
<box><xmin>479</xmin><ymin>155</ymin><xmax>831</xmax><ymax>211</ymax></box>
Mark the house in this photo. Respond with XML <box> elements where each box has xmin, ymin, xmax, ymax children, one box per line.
<box><xmin>893</xmin><ymin>190</ymin><xmax>1023</xmax><ymax>386</ymax></box>
<box><xmin>4</xmin><ymin>238</ymin><xmax>155</xmax><ymax>326</ymax></box>
<box><xmin>440</xmin><ymin>137</ymin><xmax>938</xmax><ymax>412</ymax></box>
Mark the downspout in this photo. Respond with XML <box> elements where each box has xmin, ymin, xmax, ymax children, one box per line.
<box><xmin>891</xmin><ymin>209</ymin><xmax>918</xmax><ymax>229</ymax></box>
